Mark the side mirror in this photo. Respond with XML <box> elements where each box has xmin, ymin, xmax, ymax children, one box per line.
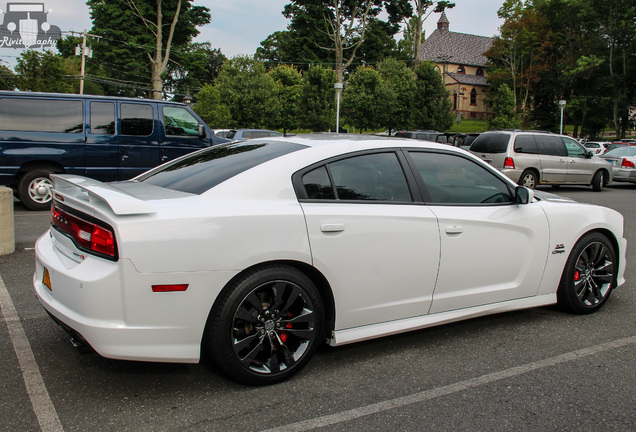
<box><xmin>586</xmin><ymin>150</ymin><xmax>594</xmax><ymax>158</ymax></box>
<box><xmin>515</xmin><ymin>186</ymin><xmax>534</xmax><ymax>204</ymax></box>
<box><xmin>198</xmin><ymin>124</ymin><xmax>206</xmax><ymax>139</ymax></box>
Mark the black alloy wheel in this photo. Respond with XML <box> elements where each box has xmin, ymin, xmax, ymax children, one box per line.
<box><xmin>207</xmin><ymin>265</ymin><xmax>323</xmax><ymax>385</ymax></box>
<box><xmin>557</xmin><ymin>232</ymin><xmax>616</xmax><ymax>314</ymax></box>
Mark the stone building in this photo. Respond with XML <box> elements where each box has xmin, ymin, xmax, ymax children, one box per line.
<box><xmin>418</xmin><ymin>12</ymin><xmax>494</xmax><ymax>120</ymax></box>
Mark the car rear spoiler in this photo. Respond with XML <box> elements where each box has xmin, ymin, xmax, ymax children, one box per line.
<box><xmin>51</xmin><ymin>174</ymin><xmax>156</xmax><ymax>215</ymax></box>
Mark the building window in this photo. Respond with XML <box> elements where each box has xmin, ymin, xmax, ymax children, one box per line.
<box><xmin>470</xmin><ymin>88</ymin><xmax>477</xmax><ymax>106</ymax></box>
<box><xmin>476</xmin><ymin>67</ymin><xmax>484</xmax><ymax>76</ymax></box>
<box><xmin>456</xmin><ymin>65</ymin><xmax>465</xmax><ymax>74</ymax></box>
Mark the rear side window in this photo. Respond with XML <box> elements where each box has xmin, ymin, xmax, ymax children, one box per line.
<box><xmin>300</xmin><ymin>152</ymin><xmax>412</xmax><ymax>202</ymax></box>
<box><xmin>121</xmin><ymin>103</ymin><xmax>153</xmax><ymax>136</ymax></box>
<box><xmin>139</xmin><ymin>141</ymin><xmax>306</xmax><ymax>194</ymax></box>
<box><xmin>90</xmin><ymin>102</ymin><xmax>115</xmax><ymax>135</ymax></box>
<box><xmin>0</xmin><ymin>97</ymin><xmax>83</xmax><ymax>133</ymax></box>
<box><xmin>469</xmin><ymin>133</ymin><xmax>510</xmax><ymax>153</ymax></box>
<box><xmin>513</xmin><ymin>135</ymin><xmax>537</xmax><ymax>154</ymax></box>
<box><xmin>536</xmin><ymin>135</ymin><xmax>566</xmax><ymax>156</ymax></box>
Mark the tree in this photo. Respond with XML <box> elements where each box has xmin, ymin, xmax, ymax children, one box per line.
<box><xmin>15</xmin><ymin>51</ymin><xmax>75</xmax><ymax>93</ymax></box>
<box><xmin>0</xmin><ymin>61</ymin><xmax>16</xmax><ymax>90</ymax></box>
<box><xmin>214</xmin><ymin>57</ymin><xmax>279</xmax><ymax>128</ymax></box>
<box><xmin>165</xmin><ymin>42</ymin><xmax>226</xmax><ymax>100</ymax></box>
<box><xmin>342</xmin><ymin>66</ymin><xmax>384</xmax><ymax>131</ymax></box>
<box><xmin>86</xmin><ymin>0</ymin><xmax>210</xmax><ymax>98</ymax></box>
<box><xmin>268</xmin><ymin>65</ymin><xmax>303</xmax><ymax>133</ymax></box>
<box><xmin>193</xmin><ymin>83</ymin><xmax>231</xmax><ymax>128</ymax></box>
<box><xmin>487</xmin><ymin>84</ymin><xmax>522</xmax><ymax>130</ymax></box>
<box><xmin>299</xmin><ymin>65</ymin><xmax>336</xmax><ymax>131</ymax></box>
<box><xmin>412</xmin><ymin>61</ymin><xmax>453</xmax><ymax>131</ymax></box>
<box><xmin>376</xmin><ymin>58</ymin><xmax>416</xmax><ymax>133</ymax></box>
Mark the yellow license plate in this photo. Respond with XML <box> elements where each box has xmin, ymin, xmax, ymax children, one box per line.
<box><xmin>42</xmin><ymin>267</ymin><xmax>52</xmax><ymax>292</ymax></box>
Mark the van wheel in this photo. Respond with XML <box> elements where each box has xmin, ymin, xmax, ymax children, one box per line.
<box><xmin>519</xmin><ymin>170</ymin><xmax>538</xmax><ymax>189</ymax></box>
<box><xmin>18</xmin><ymin>169</ymin><xmax>54</xmax><ymax>211</ymax></box>
<box><xmin>592</xmin><ymin>171</ymin><xmax>605</xmax><ymax>192</ymax></box>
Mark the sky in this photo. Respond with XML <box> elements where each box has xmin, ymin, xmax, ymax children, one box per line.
<box><xmin>0</xmin><ymin>0</ymin><xmax>504</xmax><ymax>68</ymax></box>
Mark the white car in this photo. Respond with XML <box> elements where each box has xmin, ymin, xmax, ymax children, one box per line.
<box><xmin>584</xmin><ymin>141</ymin><xmax>609</xmax><ymax>154</ymax></box>
<box><xmin>34</xmin><ymin>135</ymin><xmax>627</xmax><ymax>385</ymax></box>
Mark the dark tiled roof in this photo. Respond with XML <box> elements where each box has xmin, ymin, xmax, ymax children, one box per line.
<box><xmin>419</xmin><ymin>29</ymin><xmax>493</xmax><ymax>67</ymax></box>
<box><xmin>447</xmin><ymin>72</ymin><xmax>489</xmax><ymax>86</ymax></box>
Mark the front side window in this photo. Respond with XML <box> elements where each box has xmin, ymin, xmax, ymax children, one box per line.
<box><xmin>409</xmin><ymin>151</ymin><xmax>513</xmax><ymax>205</ymax></box>
<box><xmin>90</xmin><ymin>102</ymin><xmax>115</xmax><ymax>135</ymax></box>
<box><xmin>563</xmin><ymin>137</ymin><xmax>587</xmax><ymax>158</ymax></box>
<box><xmin>300</xmin><ymin>152</ymin><xmax>412</xmax><ymax>202</ymax></box>
<box><xmin>162</xmin><ymin>106</ymin><xmax>200</xmax><ymax>137</ymax></box>
<box><xmin>0</xmin><ymin>98</ymin><xmax>83</xmax><ymax>133</ymax></box>
<box><xmin>121</xmin><ymin>103</ymin><xmax>153</xmax><ymax>136</ymax></box>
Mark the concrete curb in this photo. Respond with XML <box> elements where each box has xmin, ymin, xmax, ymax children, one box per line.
<box><xmin>0</xmin><ymin>187</ymin><xmax>15</xmax><ymax>255</ymax></box>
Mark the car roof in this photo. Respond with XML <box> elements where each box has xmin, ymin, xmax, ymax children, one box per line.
<box><xmin>0</xmin><ymin>90</ymin><xmax>188</xmax><ymax>106</ymax></box>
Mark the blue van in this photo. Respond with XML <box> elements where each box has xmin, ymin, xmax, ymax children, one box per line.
<box><xmin>0</xmin><ymin>91</ymin><xmax>228</xmax><ymax>209</ymax></box>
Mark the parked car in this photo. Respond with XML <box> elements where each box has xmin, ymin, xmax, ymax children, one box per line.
<box><xmin>584</xmin><ymin>141</ymin><xmax>609</xmax><ymax>154</ymax></box>
<box><xmin>34</xmin><ymin>135</ymin><xmax>626</xmax><ymax>385</ymax></box>
<box><xmin>600</xmin><ymin>146</ymin><xmax>636</xmax><ymax>183</ymax></box>
<box><xmin>214</xmin><ymin>129</ymin><xmax>232</xmax><ymax>138</ymax></box>
<box><xmin>453</xmin><ymin>133</ymin><xmax>481</xmax><ymax>150</ymax></box>
<box><xmin>0</xmin><ymin>91</ymin><xmax>229</xmax><ymax>210</ymax></box>
<box><xmin>394</xmin><ymin>130</ymin><xmax>441</xmax><ymax>141</ymax></box>
<box><xmin>469</xmin><ymin>130</ymin><xmax>612</xmax><ymax>191</ymax></box>
<box><xmin>227</xmin><ymin>129</ymin><xmax>284</xmax><ymax>141</ymax></box>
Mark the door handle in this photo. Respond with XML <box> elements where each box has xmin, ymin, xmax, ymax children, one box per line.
<box><xmin>320</xmin><ymin>224</ymin><xmax>345</xmax><ymax>233</ymax></box>
<box><xmin>445</xmin><ymin>226</ymin><xmax>463</xmax><ymax>235</ymax></box>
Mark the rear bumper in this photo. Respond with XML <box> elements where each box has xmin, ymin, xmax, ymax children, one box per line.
<box><xmin>33</xmin><ymin>231</ymin><xmax>235</xmax><ymax>363</ymax></box>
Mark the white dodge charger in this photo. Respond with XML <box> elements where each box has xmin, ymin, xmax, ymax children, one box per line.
<box><xmin>34</xmin><ymin>134</ymin><xmax>627</xmax><ymax>385</ymax></box>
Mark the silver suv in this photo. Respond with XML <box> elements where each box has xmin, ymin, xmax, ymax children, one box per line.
<box><xmin>469</xmin><ymin>131</ymin><xmax>612</xmax><ymax>191</ymax></box>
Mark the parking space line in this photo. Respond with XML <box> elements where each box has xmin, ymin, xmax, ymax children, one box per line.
<box><xmin>262</xmin><ymin>335</ymin><xmax>636</xmax><ymax>432</ymax></box>
<box><xmin>0</xmin><ymin>274</ymin><xmax>63</xmax><ymax>432</ymax></box>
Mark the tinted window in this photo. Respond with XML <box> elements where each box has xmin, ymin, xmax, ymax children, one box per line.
<box><xmin>469</xmin><ymin>133</ymin><xmax>510</xmax><ymax>153</ymax></box>
<box><xmin>303</xmin><ymin>166</ymin><xmax>335</xmax><ymax>200</ymax></box>
<box><xmin>121</xmin><ymin>103</ymin><xmax>153</xmax><ymax>136</ymax></box>
<box><xmin>327</xmin><ymin>153</ymin><xmax>412</xmax><ymax>201</ymax></box>
<box><xmin>139</xmin><ymin>141</ymin><xmax>306</xmax><ymax>194</ymax></box>
<box><xmin>163</xmin><ymin>106</ymin><xmax>199</xmax><ymax>137</ymax></box>
<box><xmin>563</xmin><ymin>137</ymin><xmax>587</xmax><ymax>157</ymax></box>
<box><xmin>0</xmin><ymin>98</ymin><xmax>83</xmax><ymax>133</ymax></box>
<box><xmin>536</xmin><ymin>135</ymin><xmax>566</xmax><ymax>156</ymax></box>
<box><xmin>90</xmin><ymin>102</ymin><xmax>115</xmax><ymax>135</ymax></box>
<box><xmin>513</xmin><ymin>135</ymin><xmax>537</xmax><ymax>154</ymax></box>
<box><xmin>409</xmin><ymin>151</ymin><xmax>513</xmax><ymax>205</ymax></box>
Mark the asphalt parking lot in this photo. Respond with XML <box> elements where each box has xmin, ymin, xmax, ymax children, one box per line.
<box><xmin>1</xmin><ymin>184</ymin><xmax>635</xmax><ymax>432</ymax></box>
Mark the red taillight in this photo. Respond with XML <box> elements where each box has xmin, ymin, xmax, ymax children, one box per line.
<box><xmin>621</xmin><ymin>158</ymin><xmax>634</xmax><ymax>168</ymax></box>
<box><xmin>51</xmin><ymin>205</ymin><xmax>117</xmax><ymax>259</ymax></box>
<box><xmin>504</xmin><ymin>157</ymin><xmax>515</xmax><ymax>169</ymax></box>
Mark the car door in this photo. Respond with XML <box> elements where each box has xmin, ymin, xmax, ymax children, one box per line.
<box><xmin>85</xmin><ymin>100</ymin><xmax>119</xmax><ymax>182</ymax></box>
<box><xmin>563</xmin><ymin>137</ymin><xmax>596</xmax><ymax>183</ymax></box>
<box><xmin>406</xmin><ymin>150</ymin><xmax>550</xmax><ymax>314</ymax></box>
<box><xmin>535</xmin><ymin>134</ymin><xmax>568</xmax><ymax>183</ymax></box>
<box><xmin>296</xmin><ymin>151</ymin><xmax>441</xmax><ymax>330</ymax></box>
<box><xmin>116</xmin><ymin>102</ymin><xmax>160</xmax><ymax>180</ymax></box>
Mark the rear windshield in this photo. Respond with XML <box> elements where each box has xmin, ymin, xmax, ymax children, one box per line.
<box><xmin>469</xmin><ymin>133</ymin><xmax>510</xmax><ymax>153</ymax></box>
<box><xmin>138</xmin><ymin>140</ymin><xmax>306</xmax><ymax>194</ymax></box>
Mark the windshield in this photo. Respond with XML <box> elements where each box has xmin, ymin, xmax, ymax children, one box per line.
<box><xmin>138</xmin><ymin>140</ymin><xmax>306</xmax><ymax>194</ymax></box>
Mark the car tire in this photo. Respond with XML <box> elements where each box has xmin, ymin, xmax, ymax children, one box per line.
<box><xmin>519</xmin><ymin>170</ymin><xmax>538</xmax><ymax>189</ymax></box>
<box><xmin>18</xmin><ymin>169</ymin><xmax>55</xmax><ymax>211</ymax></box>
<box><xmin>205</xmin><ymin>265</ymin><xmax>324</xmax><ymax>385</ymax></box>
<box><xmin>592</xmin><ymin>170</ymin><xmax>605</xmax><ymax>192</ymax></box>
<box><xmin>557</xmin><ymin>232</ymin><xmax>616</xmax><ymax>314</ymax></box>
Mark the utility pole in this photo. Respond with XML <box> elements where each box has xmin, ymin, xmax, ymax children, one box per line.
<box><xmin>79</xmin><ymin>30</ymin><xmax>87</xmax><ymax>94</ymax></box>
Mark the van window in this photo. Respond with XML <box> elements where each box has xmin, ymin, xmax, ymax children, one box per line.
<box><xmin>469</xmin><ymin>133</ymin><xmax>509</xmax><ymax>153</ymax></box>
<box><xmin>162</xmin><ymin>106</ymin><xmax>200</xmax><ymax>137</ymax></box>
<box><xmin>513</xmin><ymin>135</ymin><xmax>537</xmax><ymax>154</ymax></box>
<box><xmin>0</xmin><ymin>98</ymin><xmax>83</xmax><ymax>133</ymax></box>
<box><xmin>536</xmin><ymin>135</ymin><xmax>566</xmax><ymax>156</ymax></box>
<box><xmin>121</xmin><ymin>103</ymin><xmax>153</xmax><ymax>136</ymax></box>
<box><xmin>563</xmin><ymin>137</ymin><xmax>587</xmax><ymax>157</ymax></box>
<box><xmin>90</xmin><ymin>102</ymin><xmax>115</xmax><ymax>135</ymax></box>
